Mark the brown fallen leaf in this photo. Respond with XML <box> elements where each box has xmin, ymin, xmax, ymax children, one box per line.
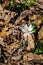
<box><xmin>26</xmin><ymin>34</ymin><xmax>35</xmax><ymax>51</ymax></box>
<box><xmin>23</xmin><ymin>53</ymin><xmax>43</xmax><ymax>63</ymax></box>
<box><xmin>15</xmin><ymin>10</ymin><xmax>32</xmax><ymax>25</ymax></box>
<box><xmin>38</xmin><ymin>26</ymin><xmax>43</xmax><ymax>40</ymax></box>
<box><xmin>5</xmin><ymin>40</ymin><xmax>21</xmax><ymax>54</ymax></box>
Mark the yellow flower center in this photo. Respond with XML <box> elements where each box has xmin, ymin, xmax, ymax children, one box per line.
<box><xmin>25</xmin><ymin>29</ymin><xmax>29</xmax><ymax>33</ymax></box>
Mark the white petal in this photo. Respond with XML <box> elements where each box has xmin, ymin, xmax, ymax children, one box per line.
<box><xmin>22</xmin><ymin>28</ymin><xmax>25</xmax><ymax>32</ymax></box>
<box><xmin>28</xmin><ymin>24</ymin><xmax>33</xmax><ymax>31</ymax></box>
<box><xmin>23</xmin><ymin>33</ymin><xmax>28</xmax><ymax>36</ymax></box>
<box><xmin>23</xmin><ymin>24</ymin><xmax>29</xmax><ymax>31</ymax></box>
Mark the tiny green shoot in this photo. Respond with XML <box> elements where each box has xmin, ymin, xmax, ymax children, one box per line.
<box><xmin>41</xmin><ymin>19</ymin><xmax>43</xmax><ymax>23</ymax></box>
<box><xmin>23</xmin><ymin>41</ymin><xmax>28</xmax><ymax>47</ymax></box>
<box><xmin>30</xmin><ymin>0</ymin><xmax>35</xmax><ymax>5</ymax></box>
<box><xmin>10</xmin><ymin>0</ymin><xmax>14</xmax><ymax>6</ymax></box>
<box><xmin>34</xmin><ymin>48</ymin><xmax>43</xmax><ymax>54</ymax></box>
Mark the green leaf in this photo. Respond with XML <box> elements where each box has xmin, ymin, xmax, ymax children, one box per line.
<box><xmin>37</xmin><ymin>42</ymin><xmax>43</xmax><ymax>46</ymax></box>
<box><xmin>22</xmin><ymin>0</ymin><xmax>35</xmax><ymax>6</ymax></box>
<box><xmin>10</xmin><ymin>0</ymin><xmax>14</xmax><ymax>6</ymax></box>
<box><xmin>22</xmin><ymin>5</ymin><xmax>27</xmax><ymax>10</ymax></box>
<box><xmin>34</xmin><ymin>48</ymin><xmax>39</xmax><ymax>54</ymax></box>
<box><xmin>39</xmin><ymin>49</ymin><xmax>43</xmax><ymax>53</ymax></box>
<box><xmin>24</xmin><ymin>2</ymin><xmax>30</xmax><ymax>6</ymax></box>
<box><xmin>34</xmin><ymin>48</ymin><xmax>43</xmax><ymax>54</ymax></box>
<box><xmin>41</xmin><ymin>19</ymin><xmax>43</xmax><ymax>23</ymax></box>
<box><xmin>30</xmin><ymin>0</ymin><xmax>35</xmax><ymax>5</ymax></box>
<box><xmin>31</xmin><ymin>23</ymin><xmax>35</xmax><ymax>27</ymax></box>
<box><xmin>30</xmin><ymin>23</ymin><xmax>36</xmax><ymax>33</ymax></box>
<box><xmin>23</xmin><ymin>41</ymin><xmax>28</xmax><ymax>47</ymax></box>
<box><xmin>16</xmin><ymin>5</ymin><xmax>21</xmax><ymax>8</ymax></box>
<box><xmin>31</xmin><ymin>29</ymin><xmax>36</xmax><ymax>33</ymax></box>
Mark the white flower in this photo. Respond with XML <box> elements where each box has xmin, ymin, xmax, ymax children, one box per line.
<box><xmin>22</xmin><ymin>24</ymin><xmax>36</xmax><ymax>36</ymax></box>
<box><xmin>22</xmin><ymin>24</ymin><xmax>29</xmax><ymax>33</ymax></box>
<box><xmin>28</xmin><ymin>24</ymin><xmax>34</xmax><ymax>32</ymax></box>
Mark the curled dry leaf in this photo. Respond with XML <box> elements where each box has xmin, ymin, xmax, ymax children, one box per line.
<box><xmin>15</xmin><ymin>10</ymin><xmax>32</xmax><ymax>25</ymax></box>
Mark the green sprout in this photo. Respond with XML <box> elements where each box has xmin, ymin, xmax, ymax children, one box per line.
<box><xmin>22</xmin><ymin>0</ymin><xmax>35</xmax><ymax>6</ymax></box>
<box><xmin>34</xmin><ymin>48</ymin><xmax>43</xmax><ymax>54</ymax></box>
<box><xmin>10</xmin><ymin>0</ymin><xmax>14</xmax><ymax>6</ymax></box>
<box><xmin>10</xmin><ymin>0</ymin><xmax>36</xmax><ymax>11</ymax></box>
<box><xmin>31</xmin><ymin>23</ymin><xmax>36</xmax><ymax>33</ymax></box>
<box><xmin>37</xmin><ymin>42</ymin><xmax>43</xmax><ymax>46</ymax></box>
<box><xmin>30</xmin><ymin>0</ymin><xmax>35</xmax><ymax>5</ymax></box>
<box><xmin>16</xmin><ymin>5</ymin><xmax>21</xmax><ymax>8</ymax></box>
<box><xmin>31</xmin><ymin>29</ymin><xmax>36</xmax><ymax>33</ymax></box>
<box><xmin>23</xmin><ymin>41</ymin><xmax>28</xmax><ymax>47</ymax></box>
<box><xmin>34</xmin><ymin>42</ymin><xmax>43</xmax><ymax>54</ymax></box>
<box><xmin>41</xmin><ymin>19</ymin><xmax>43</xmax><ymax>23</ymax></box>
